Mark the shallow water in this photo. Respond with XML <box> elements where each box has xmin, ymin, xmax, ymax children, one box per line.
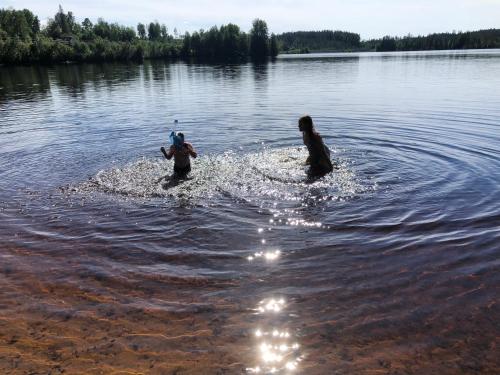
<box><xmin>1</xmin><ymin>50</ymin><xmax>499</xmax><ymax>374</ymax></box>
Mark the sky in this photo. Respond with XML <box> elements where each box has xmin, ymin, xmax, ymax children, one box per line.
<box><xmin>3</xmin><ymin>0</ymin><xmax>500</xmax><ymax>39</ymax></box>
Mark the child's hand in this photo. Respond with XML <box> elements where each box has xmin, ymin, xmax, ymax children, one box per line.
<box><xmin>161</xmin><ymin>146</ymin><xmax>174</xmax><ymax>160</ymax></box>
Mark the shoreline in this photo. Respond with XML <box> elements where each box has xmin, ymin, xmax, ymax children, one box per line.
<box><xmin>280</xmin><ymin>46</ymin><xmax>500</xmax><ymax>54</ymax></box>
<box><xmin>1</xmin><ymin>244</ymin><xmax>498</xmax><ymax>374</ymax></box>
<box><xmin>1</xmin><ymin>47</ymin><xmax>500</xmax><ymax>68</ymax></box>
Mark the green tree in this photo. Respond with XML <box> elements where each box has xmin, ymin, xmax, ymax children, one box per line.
<box><xmin>238</xmin><ymin>32</ymin><xmax>249</xmax><ymax>56</ymax></box>
<box><xmin>160</xmin><ymin>24</ymin><xmax>168</xmax><ymax>40</ymax></box>
<box><xmin>22</xmin><ymin>9</ymin><xmax>40</xmax><ymax>36</ymax></box>
<box><xmin>205</xmin><ymin>26</ymin><xmax>221</xmax><ymax>58</ymax></box>
<box><xmin>81</xmin><ymin>18</ymin><xmax>93</xmax><ymax>40</ymax></box>
<box><xmin>250</xmin><ymin>19</ymin><xmax>269</xmax><ymax>60</ymax></box>
<box><xmin>190</xmin><ymin>31</ymin><xmax>202</xmax><ymax>56</ymax></box>
<box><xmin>55</xmin><ymin>5</ymin><xmax>75</xmax><ymax>34</ymax></box>
<box><xmin>148</xmin><ymin>22</ymin><xmax>161</xmax><ymax>40</ymax></box>
<box><xmin>181</xmin><ymin>31</ymin><xmax>191</xmax><ymax>57</ymax></box>
<box><xmin>46</xmin><ymin>5</ymin><xmax>76</xmax><ymax>38</ymax></box>
<box><xmin>132</xmin><ymin>41</ymin><xmax>145</xmax><ymax>61</ymax></box>
<box><xmin>0</xmin><ymin>9</ymin><xmax>37</xmax><ymax>40</ymax></box>
<box><xmin>93</xmin><ymin>18</ymin><xmax>110</xmax><ymax>39</ymax></box>
<box><xmin>277</xmin><ymin>30</ymin><xmax>361</xmax><ymax>52</ymax></box>
<box><xmin>137</xmin><ymin>23</ymin><xmax>146</xmax><ymax>39</ymax></box>
<box><xmin>73</xmin><ymin>40</ymin><xmax>91</xmax><ymax>61</ymax></box>
<box><xmin>121</xmin><ymin>27</ymin><xmax>136</xmax><ymax>42</ymax></box>
<box><xmin>269</xmin><ymin>33</ymin><xmax>278</xmax><ymax>57</ymax></box>
<box><xmin>376</xmin><ymin>36</ymin><xmax>397</xmax><ymax>51</ymax></box>
<box><xmin>220</xmin><ymin>24</ymin><xmax>239</xmax><ymax>59</ymax></box>
<box><xmin>82</xmin><ymin>18</ymin><xmax>92</xmax><ymax>31</ymax></box>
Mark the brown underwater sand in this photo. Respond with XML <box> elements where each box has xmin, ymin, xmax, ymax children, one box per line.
<box><xmin>0</xmin><ymin>244</ymin><xmax>498</xmax><ymax>374</ymax></box>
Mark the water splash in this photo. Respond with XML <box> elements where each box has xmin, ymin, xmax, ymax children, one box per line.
<box><xmin>75</xmin><ymin>147</ymin><xmax>369</xmax><ymax>206</ymax></box>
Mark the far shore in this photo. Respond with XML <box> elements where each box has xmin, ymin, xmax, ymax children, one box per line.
<box><xmin>2</xmin><ymin>47</ymin><xmax>500</xmax><ymax>69</ymax></box>
<box><xmin>2</xmin><ymin>7</ymin><xmax>499</xmax><ymax>66</ymax></box>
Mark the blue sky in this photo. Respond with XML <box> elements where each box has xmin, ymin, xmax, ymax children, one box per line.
<box><xmin>3</xmin><ymin>0</ymin><xmax>499</xmax><ymax>39</ymax></box>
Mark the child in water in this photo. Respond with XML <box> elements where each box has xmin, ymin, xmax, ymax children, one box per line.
<box><xmin>298</xmin><ymin>115</ymin><xmax>334</xmax><ymax>176</ymax></box>
<box><xmin>161</xmin><ymin>132</ymin><xmax>197</xmax><ymax>177</ymax></box>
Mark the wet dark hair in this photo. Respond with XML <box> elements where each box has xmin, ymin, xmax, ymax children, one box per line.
<box><xmin>299</xmin><ymin>115</ymin><xmax>314</xmax><ymax>134</ymax></box>
<box><xmin>177</xmin><ymin>132</ymin><xmax>185</xmax><ymax>142</ymax></box>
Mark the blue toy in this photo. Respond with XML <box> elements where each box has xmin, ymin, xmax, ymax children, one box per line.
<box><xmin>169</xmin><ymin>131</ymin><xmax>184</xmax><ymax>150</ymax></box>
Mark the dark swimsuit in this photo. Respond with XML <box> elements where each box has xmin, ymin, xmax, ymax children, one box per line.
<box><xmin>173</xmin><ymin>143</ymin><xmax>192</xmax><ymax>177</ymax></box>
<box><xmin>306</xmin><ymin>135</ymin><xmax>333</xmax><ymax>176</ymax></box>
<box><xmin>173</xmin><ymin>164</ymin><xmax>191</xmax><ymax>177</ymax></box>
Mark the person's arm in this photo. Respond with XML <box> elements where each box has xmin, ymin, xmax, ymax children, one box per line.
<box><xmin>161</xmin><ymin>145</ymin><xmax>175</xmax><ymax>160</ymax></box>
<box><xmin>303</xmin><ymin>132</ymin><xmax>311</xmax><ymax>164</ymax></box>
<box><xmin>302</xmin><ymin>132</ymin><xmax>310</xmax><ymax>146</ymax></box>
<box><xmin>185</xmin><ymin>143</ymin><xmax>197</xmax><ymax>158</ymax></box>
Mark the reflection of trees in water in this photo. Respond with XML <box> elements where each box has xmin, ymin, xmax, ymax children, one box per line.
<box><xmin>0</xmin><ymin>63</ymin><xmax>150</xmax><ymax>101</ymax></box>
<box><xmin>383</xmin><ymin>50</ymin><xmax>493</xmax><ymax>62</ymax></box>
<box><xmin>280</xmin><ymin>55</ymin><xmax>360</xmax><ymax>86</ymax></box>
<box><xmin>0</xmin><ymin>66</ymin><xmax>50</xmax><ymax>101</ymax></box>
<box><xmin>0</xmin><ymin>60</ymin><xmax>273</xmax><ymax>103</ymax></box>
<box><xmin>252</xmin><ymin>61</ymin><xmax>269</xmax><ymax>83</ymax></box>
<box><xmin>149</xmin><ymin>60</ymin><xmax>172</xmax><ymax>82</ymax></box>
<box><xmin>180</xmin><ymin>60</ymin><xmax>243</xmax><ymax>81</ymax></box>
<box><xmin>1</xmin><ymin>56</ymin><xmax>361</xmax><ymax>103</ymax></box>
<box><xmin>214</xmin><ymin>63</ymin><xmax>242</xmax><ymax>80</ymax></box>
<box><xmin>50</xmin><ymin>63</ymin><xmax>142</xmax><ymax>97</ymax></box>
<box><xmin>251</xmin><ymin>61</ymin><xmax>271</xmax><ymax>97</ymax></box>
<box><xmin>50</xmin><ymin>64</ymin><xmax>88</xmax><ymax>97</ymax></box>
<box><xmin>140</xmin><ymin>61</ymin><xmax>173</xmax><ymax>97</ymax></box>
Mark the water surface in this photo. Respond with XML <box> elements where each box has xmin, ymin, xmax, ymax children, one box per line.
<box><xmin>1</xmin><ymin>50</ymin><xmax>499</xmax><ymax>374</ymax></box>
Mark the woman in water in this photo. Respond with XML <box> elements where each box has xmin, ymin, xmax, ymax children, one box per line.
<box><xmin>298</xmin><ymin>115</ymin><xmax>334</xmax><ymax>176</ymax></box>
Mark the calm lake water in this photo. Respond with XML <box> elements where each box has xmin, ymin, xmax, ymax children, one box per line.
<box><xmin>1</xmin><ymin>50</ymin><xmax>499</xmax><ymax>374</ymax></box>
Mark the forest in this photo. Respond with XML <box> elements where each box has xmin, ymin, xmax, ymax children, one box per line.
<box><xmin>0</xmin><ymin>7</ymin><xmax>277</xmax><ymax>64</ymax></box>
<box><xmin>366</xmin><ymin>29</ymin><xmax>500</xmax><ymax>51</ymax></box>
<box><xmin>1</xmin><ymin>6</ymin><xmax>499</xmax><ymax>65</ymax></box>
<box><xmin>278</xmin><ymin>30</ymin><xmax>361</xmax><ymax>53</ymax></box>
<box><xmin>279</xmin><ymin>29</ymin><xmax>500</xmax><ymax>53</ymax></box>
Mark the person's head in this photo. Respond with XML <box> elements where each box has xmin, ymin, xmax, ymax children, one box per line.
<box><xmin>171</xmin><ymin>131</ymin><xmax>185</xmax><ymax>148</ymax></box>
<box><xmin>298</xmin><ymin>115</ymin><xmax>314</xmax><ymax>134</ymax></box>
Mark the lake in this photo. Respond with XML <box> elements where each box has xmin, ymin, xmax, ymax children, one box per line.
<box><xmin>0</xmin><ymin>50</ymin><xmax>499</xmax><ymax>374</ymax></box>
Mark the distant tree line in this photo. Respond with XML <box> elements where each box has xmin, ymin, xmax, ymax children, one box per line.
<box><xmin>181</xmin><ymin>20</ymin><xmax>278</xmax><ymax>61</ymax></box>
<box><xmin>2</xmin><ymin>6</ymin><xmax>499</xmax><ymax>65</ymax></box>
<box><xmin>276</xmin><ymin>29</ymin><xmax>500</xmax><ymax>53</ymax></box>
<box><xmin>366</xmin><ymin>29</ymin><xmax>500</xmax><ymax>52</ymax></box>
<box><xmin>0</xmin><ymin>7</ymin><xmax>278</xmax><ymax>65</ymax></box>
<box><xmin>278</xmin><ymin>30</ymin><xmax>361</xmax><ymax>53</ymax></box>
<box><xmin>0</xmin><ymin>6</ymin><xmax>174</xmax><ymax>64</ymax></box>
